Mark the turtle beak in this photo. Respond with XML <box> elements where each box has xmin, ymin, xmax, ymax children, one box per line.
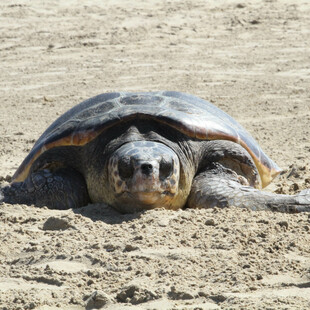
<box><xmin>135</xmin><ymin>192</ymin><xmax>162</xmax><ymax>205</ymax></box>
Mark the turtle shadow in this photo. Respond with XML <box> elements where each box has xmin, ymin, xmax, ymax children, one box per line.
<box><xmin>72</xmin><ymin>203</ymin><xmax>142</xmax><ymax>224</ymax></box>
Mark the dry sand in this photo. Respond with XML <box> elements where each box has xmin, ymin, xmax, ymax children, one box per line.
<box><xmin>0</xmin><ymin>0</ymin><xmax>310</xmax><ymax>309</ymax></box>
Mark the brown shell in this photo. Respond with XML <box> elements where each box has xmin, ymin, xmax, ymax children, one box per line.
<box><xmin>13</xmin><ymin>91</ymin><xmax>281</xmax><ymax>188</ymax></box>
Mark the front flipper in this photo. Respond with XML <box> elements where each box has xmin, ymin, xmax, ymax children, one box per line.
<box><xmin>1</xmin><ymin>167</ymin><xmax>90</xmax><ymax>209</ymax></box>
<box><xmin>187</xmin><ymin>164</ymin><xmax>310</xmax><ymax>213</ymax></box>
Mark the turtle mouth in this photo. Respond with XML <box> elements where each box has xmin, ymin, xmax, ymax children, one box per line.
<box><xmin>135</xmin><ymin>192</ymin><xmax>162</xmax><ymax>205</ymax></box>
<box><xmin>118</xmin><ymin>190</ymin><xmax>175</xmax><ymax>206</ymax></box>
<box><xmin>124</xmin><ymin>191</ymin><xmax>175</xmax><ymax>205</ymax></box>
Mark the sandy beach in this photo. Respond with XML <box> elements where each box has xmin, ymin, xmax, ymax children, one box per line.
<box><xmin>0</xmin><ymin>0</ymin><xmax>309</xmax><ymax>309</ymax></box>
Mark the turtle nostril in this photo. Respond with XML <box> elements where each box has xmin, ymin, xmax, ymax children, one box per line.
<box><xmin>141</xmin><ymin>163</ymin><xmax>153</xmax><ymax>175</ymax></box>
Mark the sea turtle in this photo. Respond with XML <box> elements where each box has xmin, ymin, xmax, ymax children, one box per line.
<box><xmin>1</xmin><ymin>91</ymin><xmax>309</xmax><ymax>213</ymax></box>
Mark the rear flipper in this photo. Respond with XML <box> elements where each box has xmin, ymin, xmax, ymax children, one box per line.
<box><xmin>0</xmin><ymin>167</ymin><xmax>90</xmax><ymax>209</ymax></box>
<box><xmin>187</xmin><ymin>165</ymin><xmax>310</xmax><ymax>213</ymax></box>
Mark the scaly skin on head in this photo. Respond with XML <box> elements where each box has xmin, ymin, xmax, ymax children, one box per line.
<box><xmin>82</xmin><ymin>121</ymin><xmax>197</xmax><ymax>213</ymax></box>
<box><xmin>106</xmin><ymin>141</ymin><xmax>182</xmax><ymax>213</ymax></box>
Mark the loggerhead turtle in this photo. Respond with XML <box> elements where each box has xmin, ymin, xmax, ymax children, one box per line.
<box><xmin>1</xmin><ymin>91</ymin><xmax>309</xmax><ymax>213</ymax></box>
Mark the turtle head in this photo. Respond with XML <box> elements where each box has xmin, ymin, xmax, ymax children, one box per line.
<box><xmin>107</xmin><ymin>141</ymin><xmax>181</xmax><ymax>212</ymax></box>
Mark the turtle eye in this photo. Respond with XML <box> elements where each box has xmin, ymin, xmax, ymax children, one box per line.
<box><xmin>118</xmin><ymin>157</ymin><xmax>134</xmax><ymax>179</ymax></box>
<box><xmin>159</xmin><ymin>159</ymin><xmax>173</xmax><ymax>180</ymax></box>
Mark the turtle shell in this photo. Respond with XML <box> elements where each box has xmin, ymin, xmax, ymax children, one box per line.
<box><xmin>13</xmin><ymin>91</ymin><xmax>281</xmax><ymax>188</ymax></box>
